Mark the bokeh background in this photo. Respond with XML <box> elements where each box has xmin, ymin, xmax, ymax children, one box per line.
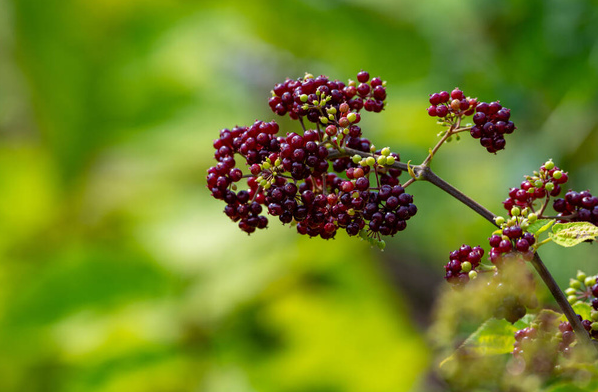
<box><xmin>1</xmin><ymin>0</ymin><xmax>598</xmax><ymax>391</ymax></box>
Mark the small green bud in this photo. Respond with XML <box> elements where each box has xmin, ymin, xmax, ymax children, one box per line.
<box><xmin>256</xmin><ymin>176</ymin><xmax>263</xmax><ymax>183</ymax></box>
<box><xmin>302</xmin><ymin>104</ymin><xmax>309</xmax><ymax>110</ymax></box>
<box><xmin>263</xmin><ymin>181</ymin><xmax>271</xmax><ymax>190</ymax></box>
<box><xmin>366</xmin><ymin>156</ymin><xmax>376</xmax><ymax>166</ymax></box>
<box><xmin>343</xmin><ymin>128</ymin><xmax>349</xmax><ymax>135</ymax></box>
<box><xmin>545</xmin><ymin>182</ymin><xmax>555</xmax><ymax>192</ymax></box>
<box><xmin>469</xmin><ymin>270</ymin><xmax>478</xmax><ymax>280</ymax></box>
<box><xmin>312</xmin><ymin>100</ymin><xmax>319</xmax><ymax>105</ymax></box>
<box><xmin>521</xmin><ymin>207</ymin><xmax>529</xmax><ymax>216</ymax></box>
<box><xmin>553</xmin><ymin>170</ymin><xmax>563</xmax><ymax>180</ymax></box>
<box><xmin>570</xmin><ymin>279</ymin><xmax>582</xmax><ymax>290</ymax></box>
<box><xmin>304</xmin><ymin>73</ymin><xmax>314</xmax><ymax>80</ymax></box>
<box><xmin>534</xmin><ymin>179</ymin><xmax>544</xmax><ymax>188</ymax></box>
<box><xmin>565</xmin><ymin>287</ymin><xmax>577</xmax><ymax>296</ymax></box>
<box><xmin>347</xmin><ymin>208</ymin><xmax>355</xmax><ymax>216</ymax></box>
<box><xmin>231</xmin><ymin>183</ymin><xmax>237</xmax><ymax>191</ymax></box>
<box><xmin>592</xmin><ymin>322</ymin><xmax>598</xmax><ymax>331</ymax></box>
<box><xmin>377</xmin><ymin>156</ymin><xmax>387</xmax><ymax>165</ymax></box>
<box><xmin>260</xmin><ymin>179</ymin><xmax>268</xmax><ymax>187</ymax></box>
<box><xmin>319</xmin><ymin>116</ymin><xmax>328</xmax><ymax>125</ymax></box>
<box><xmin>577</xmin><ymin>270</ymin><xmax>587</xmax><ymax>282</ymax></box>
<box><xmin>381</xmin><ymin>147</ymin><xmax>391</xmax><ymax>156</ymax></box>
<box><xmin>300</xmin><ymin>94</ymin><xmax>308</xmax><ymax>103</ymax></box>
<box><xmin>585</xmin><ymin>276</ymin><xmax>597</xmax><ymax>287</ymax></box>
<box><xmin>527</xmin><ymin>187</ymin><xmax>535</xmax><ymax>194</ymax></box>
<box><xmin>591</xmin><ymin>310</ymin><xmax>598</xmax><ymax>321</ymax></box>
<box><xmin>316</xmin><ymin>89</ymin><xmax>321</xmax><ymax>96</ymax></box>
<box><xmin>507</xmin><ymin>217</ymin><xmax>517</xmax><ymax>226</ymax></box>
<box><xmin>386</xmin><ymin>156</ymin><xmax>396</xmax><ymax>165</ymax></box>
<box><xmin>360</xmin><ymin>159</ymin><xmax>368</xmax><ymax>167</ymax></box>
<box><xmin>527</xmin><ymin>213</ymin><xmax>537</xmax><ymax>223</ymax></box>
<box><xmin>347</xmin><ymin>112</ymin><xmax>357</xmax><ymax>122</ymax></box>
<box><xmin>370</xmin><ymin>145</ymin><xmax>376</xmax><ymax>153</ymax></box>
<box><xmin>352</xmin><ymin>155</ymin><xmax>362</xmax><ymax>164</ymax></box>
<box><xmin>275</xmin><ymin>158</ymin><xmax>281</xmax><ymax>166</ymax></box>
<box><xmin>521</xmin><ymin>221</ymin><xmax>529</xmax><ymax>230</ymax></box>
<box><xmin>545</xmin><ymin>159</ymin><xmax>555</xmax><ymax>170</ymax></box>
<box><xmin>262</xmin><ymin>161</ymin><xmax>271</xmax><ymax>170</ymax></box>
<box><xmin>461</xmin><ymin>261</ymin><xmax>472</xmax><ymax>273</ymax></box>
<box><xmin>567</xmin><ymin>295</ymin><xmax>578</xmax><ymax>304</ymax></box>
<box><xmin>327</xmin><ymin>107</ymin><xmax>337</xmax><ymax>115</ymax></box>
<box><xmin>495</xmin><ymin>216</ymin><xmax>505</xmax><ymax>226</ymax></box>
<box><xmin>511</xmin><ymin>206</ymin><xmax>521</xmax><ymax>216</ymax></box>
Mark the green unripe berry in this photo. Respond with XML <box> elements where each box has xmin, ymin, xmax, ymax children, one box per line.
<box><xmin>327</xmin><ymin>107</ymin><xmax>337</xmax><ymax>115</ymax></box>
<box><xmin>300</xmin><ymin>94</ymin><xmax>308</xmax><ymax>103</ymax></box>
<box><xmin>386</xmin><ymin>156</ymin><xmax>396</xmax><ymax>165</ymax></box>
<box><xmin>495</xmin><ymin>216</ymin><xmax>505</xmax><ymax>226</ymax></box>
<box><xmin>592</xmin><ymin>322</ymin><xmax>598</xmax><ymax>331</ymax></box>
<box><xmin>381</xmin><ymin>147</ymin><xmax>391</xmax><ymax>156</ymax></box>
<box><xmin>521</xmin><ymin>221</ymin><xmax>529</xmax><ymax>230</ymax></box>
<box><xmin>591</xmin><ymin>310</ymin><xmax>598</xmax><ymax>322</ymax></box>
<box><xmin>544</xmin><ymin>160</ymin><xmax>555</xmax><ymax>170</ymax></box>
<box><xmin>360</xmin><ymin>159</ymin><xmax>368</xmax><ymax>167</ymax></box>
<box><xmin>263</xmin><ymin>182</ymin><xmax>271</xmax><ymax>190</ymax></box>
<box><xmin>570</xmin><ymin>279</ymin><xmax>582</xmax><ymax>290</ymax></box>
<box><xmin>577</xmin><ymin>270</ymin><xmax>587</xmax><ymax>282</ymax></box>
<box><xmin>347</xmin><ymin>112</ymin><xmax>357</xmax><ymax>122</ymax></box>
<box><xmin>469</xmin><ymin>270</ymin><xmax>478</xmax><ymax>280</ymax></box>
<box><xmin>534</xmin><ymin>179</ymin><xmax>544</xmax><ymax>188</ymax></box>
<box><xmin>528</xmin><ymin>213</ymin><xmax>537</xmax><ymax>223</ymax></box>
<box><xmin>567</xmin><ymin>295</ymin><xmax>578</xmax><ymax>304</ymax></box>
<box><xmin>553</xmin><ymin>170</ymin><xmax>563</xmax><ymax>180</ymax></box>
<box><xmin>565</xmin><ymin>288</ymin><xmax>577</xmax><ymax>296</ymax></box>
<box><xmin>343</xmin><ymin>128</ymin><xmax>349</xmax><ymax>135</ymax></box>
<box><xmin>262</xmin><ymin>161</ymin><xmax>271</xmax><ymax>170</ymax></box>
<box><xmin>545</xmin><ymin>182</ymin><xmax>555</xmax><ymax>192</ymax></box>
<box><xmin>366</xmin><ymin>156</ymin><xmax>376</xmax><ymax>166</ymax></box>
<box><xmin>511</xmin><ymin>206</ymin><xmax>521</xmax><ymax>216</ymax></box>
<box><xmin>377</xmin><ymin>156</ymin><xmax>387</xmax><ymax>165</ymax></box>
<box><xmin>352</xmin><ymin>155</ymin><xmax>362</xmax><ymax>164</ymax></box>
<box><xmin>319</xmin><ymin>116</ymin><xmax>328</xmax><ymax>124</ymax></box>
<box><xmin>461</xmin><ymin>261</ymin><xmax>472</xmax><ymax>273</ymax></box>
<box><xmin>377</xmin><ymin>240</ymin><xmax>386</xmax><ymax>251</ymax></box>
<box><xmin>585</xmin><ymin>276</ymin><xmax>597</xmax><ymax>287</ymax></box>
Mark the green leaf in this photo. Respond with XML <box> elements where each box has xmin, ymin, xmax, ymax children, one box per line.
<box><xmin>440</xmin><ymin>318</ymin><xmax>517</xmax><ymax>368</ymax></box>
<box><xmin>548</xmin><ymin>222</ymin><xmax>598</xmax><ymax>247</ymax></box>
<box><xmin>573</xmin><ymin>302</ymin><xmax>592</xmax><ymax>321</ymax></box>
<box><xmin>527</xmin><ymin>219</ymin><xmax>554</xmax><ymax>236</ymax></box>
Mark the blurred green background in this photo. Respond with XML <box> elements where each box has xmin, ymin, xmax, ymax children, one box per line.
<box><xmin>1</xmin><ymin>0</ymin><xmax>598</xmax><ymax>391</ymax></box>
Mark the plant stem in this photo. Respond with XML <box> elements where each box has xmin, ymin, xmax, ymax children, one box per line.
<box><xmin>328</xmin><ymin>146</ymin><xmax>594</xmax><ymax>348</ymax></box>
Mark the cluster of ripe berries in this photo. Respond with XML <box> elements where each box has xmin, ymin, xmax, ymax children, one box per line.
<box><xmin>553</xmin><ymin>190</ymin><xmax>598</xmax><ymax>225</ymax></box>
<box><xmin>208</xmin><ymin>120</ymin><xmax>281</xmax><ymax>234</ymax></box>
<box><xmin>503</xmin><ymin>160</ymin><xmax>567</xmax><ymax>213</ymax></box>
<box><xmin>269</xmin><ymin>70</ymin><xmax>386</xmax><ymax>126</ymax></box>
<box><xmin>427</xmin><ymin>88</ymin><xmax>516</xmax><ymax>153</ymax></box>
<box><xmin>488</xmin><ymin>224</ymin><xmax>536</xmax><ymax>265</ymax></box>
<box><xmin>208</xmin><ymin>71</ymin><xmax>417</xmax><ymax>241</ymax></box>
<box><xmin>443</xmin><ymin>244</ymin><xmax>484</xmax><ymax>286</ymax></box>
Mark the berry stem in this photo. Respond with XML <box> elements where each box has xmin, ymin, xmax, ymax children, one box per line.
<box><xmin>421</xmin><ymin>117</ymin><xmax>461</xmax><ymax>168</ymax></box>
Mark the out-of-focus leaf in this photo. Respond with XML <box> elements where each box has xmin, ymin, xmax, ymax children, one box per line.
<box><xmin>440</xmin><ymin>318</ymin><xmax>517</xmax><ymax>368</ymax></box>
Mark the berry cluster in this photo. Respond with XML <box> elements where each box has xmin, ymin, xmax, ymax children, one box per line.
<box><xmin>208</xmin><ymin>120</ymin><xmax>282</xmax><ymax>233</ymax></box>
<box><xmin>553</xmin><ymin>190</ymin><xmax>598</xmax><ymax>225</ymax></box>
<box><xmin>427</xmin><ymin>88</ymin><xmax>516</xmax><ymax>153</ymax></box>
<box><xmin>443</xmin><ymin>244</ymin><xmax>484</xmax><ymax>286</ymax></box>
<box><xmin>487</xmin><ymin>210</ymin><xmax>537</xmax><ymax>265</ymax></box>
<box><xmin>269</xmin><ymin>71</ymin><xmax>386</xmax><ymax>124</ymax></box>
<box><xmin>502</xmin><ymin>159</ymin><xmax>568</xmax><ymax>214</ymax></box>
<box><xmin>208</xmin><ymin>71</ymin><xmax>417</xmax><ymax>243</ymax></box>
<box><xmin>469</xmin><ymin>101</ymin><xmax>515</xmax><ymax>153</ymax></box>
<box><xmin>565</xmin><ymin>271</ymin><xmax>598</xmax><ymax>314</ymax></box>
<box><xmin>427</xmin><ymin>88</ymin><xmax>477</xmax><ymax>119</ymax></box>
